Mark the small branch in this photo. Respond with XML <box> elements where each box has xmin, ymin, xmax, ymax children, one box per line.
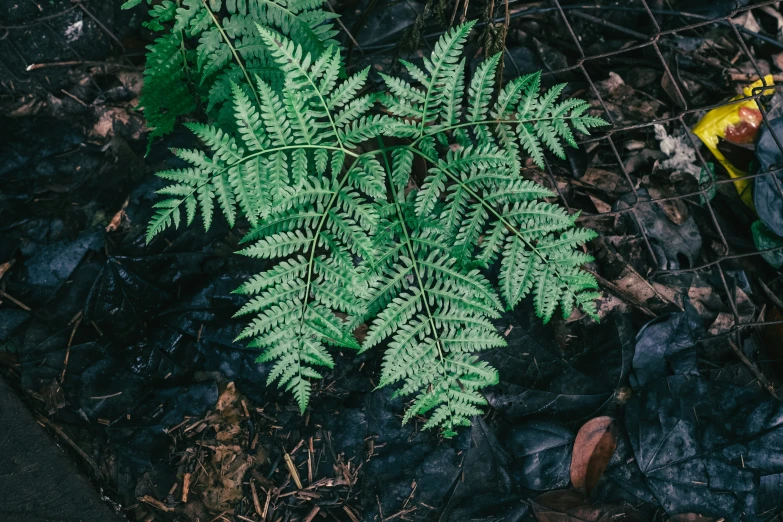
<box><xmin>729</xmin><ymin>340</ymin><xmax>778</xmax><ymax>400</ymax></box>
<box><xmin>582</xmin><ymin>267</ymin><xmax>656</xmax><ymax>317</ymax></box>
<box><xmin>0</xmin><ymin>289</ymin><xmax>31</xmax><ymax>311</ymax></box>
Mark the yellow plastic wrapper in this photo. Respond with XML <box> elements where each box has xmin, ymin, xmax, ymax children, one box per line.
<box><xmin>692</xmin><ymin>75</ymin><xmax>774</xmax><ymax>208</ymax></box>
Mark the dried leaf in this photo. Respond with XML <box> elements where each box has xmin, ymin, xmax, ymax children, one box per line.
<box><xmin>532</xmin><ymin>490</ymin><xmax>643</xmax><ymax>522</ymax></box>
<box><xmin>570</xmin><ymin>416</ymin><xmax>617</xmax><ymax>493</ymax></box>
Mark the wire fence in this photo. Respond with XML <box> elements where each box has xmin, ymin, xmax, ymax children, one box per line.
<box><xmin>2</xmin><ymin>0</ymin><xmax>783</xmax><ymax>361</ymax></box>
<box><xmin>533</xmin><ymin>0</ymin><xmax>783</xmax><ymax>349</ymax></box>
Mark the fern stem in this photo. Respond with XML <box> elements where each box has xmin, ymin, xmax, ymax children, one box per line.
<box><xmin>275</xmin><ymin>38</ymin><xmax>345</xmax><ymax>150</ymax></box>
<box><xmin>201</xmin><ymin>0</ymin><xmax>261</xmax><ymax>108</ymax></box>
<box><xmin>417</xmin><ymin>116</ymin><xmax>584</xmax><ymax>141</ymax></box>
<box><xmin>223</xmin><ymin>145</ymin><xmax>358</xmax><ymax>178</ymax></box>
<box><xmin>377</xmin><ymin>138</ymin><xmax>455</xmax><ymax>433</ymax></box>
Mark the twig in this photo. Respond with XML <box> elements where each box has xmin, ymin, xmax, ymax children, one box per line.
<box><xmin>307</xmin><ymin>436</ymin><xmax>314</xmax><ymax>484</ymax></box>
<box><xmin>26</xmin><ymin>60</ymin><xmax>141</xmax><ymax>71</ymax></box>
<box><xmin>0</xmin><ymin>5</ymin><xmax>79</xmax><ymax>29</ymax></box>
<box><xmin>495</xmin><ymin>0</ymin><xmax>510</xmax><ymax>86</ymax></box>
<box><xmin>326</xmin><ymin>1</ymin><xmax>361</xmax><ymax>52</ymax></box>
<box><xmin>729</xmin><ymin>340</ymin><xmax>778</xmax><ymax>399</ymax></box>
<box><xmin>0</xmin><ymin>259</ymin><xmax>15</xmax><ymax>280</ymax></box>
<box><xmin>582</xmin><ymin>267</ymin><xmax>657</xmax><ymax>318</ymax></box>
<box><xmin>37</xmin><ymin>414</ymin><xmax>99</xmax><ymax>474</ymax></box>
<box><xmin>262</xmin><ymin>486</ymin><xmax>271</xmax><ymax>520</ymax></box>
<box><xmin>89</xmin><ymin>391</ymin><xmax>122</xmax><ymax>400</ymax></box>
<box><xmin>60</xmin><ymin>311</ymin><xmax>83</xmax><ymax>383</ymax></box>
<box><xmin>75</xmin><ymin>2</ymin><xmax>125</xmax><ymax>52</ymax></box>
<box><xmin>460</xmin><ymin>0</ymin><xmax>470</xmax><ymax>24</ymax></box>
<box><xmin>0</xmin><ymin>289</ymin><xmax>31</xmax><ymax>311</ymax></box>
<box><xmin>449</xmin><ymin>0</ymin><xmax>461</xmax><ymax>26</ymax></box>
<box><xmin>60</xmin><ymin>89</ymin><xmax>88</xmax><ymax>106</ymax></box>
<box><xmin>343</xmin><ymin>506</ymin><xmax>361</xmax><ymax>522</ymax></box>
<box><xmin>759</xmin><ymin>278</ymin><xmax>783</xmax><ymax>312</ymax></box>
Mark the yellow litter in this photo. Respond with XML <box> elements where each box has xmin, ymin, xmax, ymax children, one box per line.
<box><xmin>692</xmin><ymin>75</ymin><xmax>775</xmax><ymax>208</ymax></box>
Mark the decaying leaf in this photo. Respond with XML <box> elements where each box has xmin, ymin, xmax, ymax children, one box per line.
<box><xmin>532</xmin><ymin>490</ymin><xmax>643</xmax><ymax>522</ymax></box>
<box><xmin>570</xmin><ymin>416</ymin><xmax>617</xmax><ymax>493</ymax></box>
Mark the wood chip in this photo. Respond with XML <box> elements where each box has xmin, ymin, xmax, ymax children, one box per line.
<box><xmin>251</xmin><ymin>480</ymin><xmax>263</xmax><ymax>515</ymax></box>
<box><xmin>302</xmin><ymin>506</ymin><xmax>320</xmax><ymax>522</ymax></box>
<box><xmin>284</xmin><ymin>451</ymin><xmax>303</xmax><ymax>489</ymax></box>
<box><xmin>182</xmin><ymin>473</ymin><xmax>191</xmax><ymax>503</ymax></box>
<box><xmin>343</xmin><ymin>506</ymin><xmax>361</xmax><ymax>522</ymax></box>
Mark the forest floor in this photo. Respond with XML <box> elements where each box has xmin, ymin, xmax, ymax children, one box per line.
<box><xmin>2</xmin><ymin>1</ymin><xmax>783</xmax><ymax>522</ymax></box>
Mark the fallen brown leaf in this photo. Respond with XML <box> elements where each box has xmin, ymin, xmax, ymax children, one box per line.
<box><xmin>570</xmin><ymin>416</ymin><xmax>617</xmax><ymax>493</ymax></box>
<box><xmin>667</xmin><ymin>514</ymin><xmax>716</xmax><ymax>522</ymax></box>
<box><xmin>532</xmin><ymin>490</ymin><xmax>643</xmax><ymax>522</ymax></box>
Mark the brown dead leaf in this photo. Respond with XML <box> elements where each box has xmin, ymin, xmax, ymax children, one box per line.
<box><xmin>667</xmin><ymin>515</ymin><xmax>715</xmax><ymax>522</ymax></box>
<box><xmin>570</xmin><ymin>416</ymin><xmax>617</xmax><ymax>493</ymax></box>
<box><xmin>106</xmin><ymin>197</ymin><xmax>130</xmax><ymax>232</ymax></box>
<box><xmin>9</xmin><ymin>97</ymin><xmax>44</xmax><ymax>117</ymax></box>
<box><xmin>773</xmin><ymin>52</ymin><xmax>783</xmax><ymax>72</ymax></box>
<box><xmin>196</xmin><ymin>383</ymin><xmax>265</xmax><ymax>511</ymax></box>
<box><xmin>91</xmin><ymin>106</ymin><xmax>144</xmax><ymax>141</ymax></box>
<box><xmin>661</xmin><ymin>72</ymin><xmax>686</xmax><ymax>108</ymax></box>
<box><xmin>579</xmin><ymin>168</ymin><xmax>629</xmax><ymax>195</ymax></box>
<box><xmin>92</xmin><ymin>107</ymin><xmax>130</xmax><ymax>138</ymax></box>
<box><xmin>532</xmin><ymin>490</ymin><xmax>643</xmax><ymax>522</ymax></box>
<box><xmin>707</xmin><ymin>312</ymin><xmax>734</xmax><ymax>336</ymax></box>
<box><xmin>655</xmin><ymin>199</ymin><xmax>689</xmax><ymax>225</ymax></box>
<box><xmin>118</xmin><ymin>70</ymin><xmax>144</xmax><ymax>97</ymax></box>
<box><xmin>612</xmin><ymin>264</ymin><xmax>671</xmax><ymax>312</ymax></box>
<box><xmin>588</xmin><ymin>194</ymin><xmax>612</xmax><ymax>214</ymax></box>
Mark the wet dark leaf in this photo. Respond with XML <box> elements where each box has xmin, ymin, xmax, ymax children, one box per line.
<box><xmin>507</xmin><ymin>421</ymin><xmax>573</xmax><ymax>492</ymax></box>
<box><xmin>442</xmin><ymin>419</ymin><xmax>526</xmax><ymax>522</ymax></box>
<box><xmin>630</xmin><ymin>307</ymin><xmax>703</xmax><ymax>389</ymax></box>
<box><xmin>485</xmin><ymin>311</ymin><xmax>633</xmax><ymax>423</ymax></box>
<box><xmin>618</xmin><ymin>189</ymin><xmax>702</xmax><ymax>270</ymax></box>
<box><xmin>754</xmin><ymin>117</ymin><xmax>783</xmax><ymax>237</ymax></box>
<box><xmin>625</xmin><ymin>375</ymin><xmax>783</xmax><ymax>519</ymax></box>
<box><xmin>24</xmin><ymin>228</ymin><xmax>103</xmax><ymax>289</ymax></box>
<box><xmin>531</xmin><ymin>490</ymin><xmax>644</xmax><ymax>522</ymax></box>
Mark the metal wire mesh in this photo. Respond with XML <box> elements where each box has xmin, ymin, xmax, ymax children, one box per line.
<box><xmin>2</xmin><ymin>0</ymin><xmax>782</xmax><ymax>356</ymax></box>
<box><xmin>515</xmin><ymin>0</ymin><xmax>783</xmax><ymax>353</ymax></box>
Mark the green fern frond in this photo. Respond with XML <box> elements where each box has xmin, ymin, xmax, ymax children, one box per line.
<box><xmin>143</xmin><ymin>14</ymin><xmax>607</xmax><ymax>431</ymax></box>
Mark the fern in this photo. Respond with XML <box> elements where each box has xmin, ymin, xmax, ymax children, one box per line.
<box><xmin>124</xmin><ymin>0</ymin><xmax>338</xmax><ymax>145</ymax></box>
<box><xmin>142</xmin><ymin>11</ymin><xmax>607</xmax><ymax>436</ymax></box>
